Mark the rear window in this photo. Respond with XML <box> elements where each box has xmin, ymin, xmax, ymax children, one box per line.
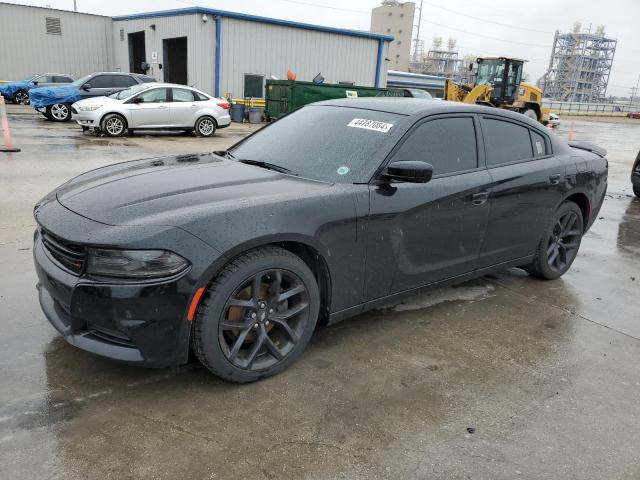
<box><xmin>483</xmin><ymin>118</ymin><xmax>533</xmax><ymax>166</ymax></box>
<box><xmin>112</xmin><ymin>76</ymin><xmax>137</xmax><ymax>88</ymax></box>
<box><xmin>531</xmin><ymin>130</ymin><xmax>547</xmax><ymax>157</ymax></box>
<box><xmin>230</xmin><ymin>105</ymin><xmax>403</xmax><ymax>183</ymax></box>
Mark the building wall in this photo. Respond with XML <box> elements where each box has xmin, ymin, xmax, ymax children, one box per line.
<box><xmin>0</xmin><ymin>3</ymin><xmax>113</xmax><ymax>80</ymax></box>
<box><xmin>370</xmin><ymin>2</ymin><xmax>414</xmax><ymax>72</ymax></box>
<box><xmin>219</xmin><ymin>17</ymin><xmax>386</xmax><ymax>98</ymax></box>
<box><xmin>112</xmin><ymin>14</ymin><xmax>216</xmax><ymax>94</ymax></box>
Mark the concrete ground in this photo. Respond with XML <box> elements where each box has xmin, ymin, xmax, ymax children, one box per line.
<box><xmin>1</xmin><ymin>105</ymin><xmax>639</xmax><ymax>479</ymax></box>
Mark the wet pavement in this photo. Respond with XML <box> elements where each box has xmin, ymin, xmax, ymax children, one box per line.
<box><xmin>1</xmin><ymin>106</ymin><xmax>639</xmax><ymax>479</ymax></box>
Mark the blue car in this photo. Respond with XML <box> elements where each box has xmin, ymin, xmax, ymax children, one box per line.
<box><xmin>30</xmin><ymin>72</ymin><xmax>155</xmax><ymax>122</ymax></box>
<box><xmin>0</xmin><ymin>73</ymin><xmax>73</xmax><ymax>105</ymax></box>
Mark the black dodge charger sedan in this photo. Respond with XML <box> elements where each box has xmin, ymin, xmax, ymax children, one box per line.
<box><xmin>33</xmin><ymin>99</ymin><xmax>608</xmax><ymax>382</ymax></box>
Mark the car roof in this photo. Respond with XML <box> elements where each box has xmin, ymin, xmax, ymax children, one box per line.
<box><xmin>313</xmin><ymin>97</ymin><xmax>542</xmax><ymax>126</ymax></box>
<box><xmin>88</xmin><ymin>72</ymin><xmax>150</xmax><ymax>77</ymax></box>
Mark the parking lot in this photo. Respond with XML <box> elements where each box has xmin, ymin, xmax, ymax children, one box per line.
<box><xmin>1</xmin><ymin>105</ymin><xmax>639</xmax><ymax>479</ymax></box>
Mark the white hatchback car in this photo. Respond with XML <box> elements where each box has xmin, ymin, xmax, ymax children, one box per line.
<box><xmin>71</xmin><ymin>83</ymin><xmax>231</xmax><ymax>137</ymax></box>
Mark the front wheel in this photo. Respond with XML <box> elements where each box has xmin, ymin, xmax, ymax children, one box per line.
<box><xmin>47</xmin><ymin>103</ymin><xmax>71</xmax><ymax>122</ymax></box>
<box><xmin>14</xmin><ymin>90</ymin><xmax>30</xmax><ymax>105</ymax></box>
<box><xmin>191</xmin><ymin>247</ymin><xmax>320</xmax><ymax>383</ymax></box>
<box><xmin>101</xmin><ymin>113</ymin><xmax>127</xmax><ymax>137</ymax></box>
<box><xmin>523</xmin><ymin>108</ymin><xmax>538</xmax><ymax>121</ymax></box>
<box><xmin>194</xmin><ymin>116</ymin><xmax>216</xmax><ymax>137</ymax></box>
<box><xmin>524</xmin><ymin>201</ymin><xmax>584</xmax><ymax>280</ymax></box>
<box><xmin>634</xmin><ymin>185</ymin><xmax>640</xmax><ymax>198</ymax></box>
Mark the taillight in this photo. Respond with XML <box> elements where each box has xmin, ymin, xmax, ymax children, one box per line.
<box><xmin>216</xmin><ymin>102</ymin><xmax>229</xmax><ymax>110</ymax></box>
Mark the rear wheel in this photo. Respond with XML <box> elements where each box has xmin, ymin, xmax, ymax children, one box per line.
<box><xmin>101</xmin><ymin>113</ymin><xmax>127</xmax><ymax>137</ymax></box>
<box><xmin>14</xmin><ymin>90</ymin><xmax>29</xmax><ymax>105</ymax></box>
<box><xmin>524</xmin><ymin>201</ymin><xmax>584</xmax><ymax>280</ymax></box>
<box><xmin>191</xmin><ymin>247</ymin><xmax>320</xmax><ymax>383</ymax></box>
<box><xmin>195</xmin><ymin>116</ymin><xmax>216</xmax><ymax>137</ymax></box>
<box><xmin>523</xmin><ymin>108</ymin><xmax>538</xmax><ymax>121</ymax></box>
<box><xmin>634</xmin><ymin>185</ymin><xmax>640</xmax><ymax>198</ymax></box>
<box><xmin>47</xmin><ymin>103</ymin><xmax>71</xmax><ymax>122</ymax></box>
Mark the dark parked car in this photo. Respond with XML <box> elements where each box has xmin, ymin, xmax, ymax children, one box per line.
<box><xmin>632</xmin><ymin>151</ymin><xmax>640</xmax><ymax>197</ymax></box>
<box><xmin>0</xmin><ymin>73</ymin><xmax>73</xmax><ymax>105</ymax></box>
<box><xmin>33</xmin><ymin>99</ymin><xmax>608</xmax><ymax>382</ymax></box>
<box><xmin>29</xmin><ymin>72</ymin><xmax>155</xmax><ymax>122</ymax></box>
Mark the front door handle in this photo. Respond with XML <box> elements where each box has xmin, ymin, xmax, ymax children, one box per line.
<box><xmin>471</xmin><ymin>192</ymin><xmax>489</xmax><ymax>205</ymax></box>
<box><xmin>549</xmin><ymin>174</ymin><xmax>562</xmax><ymax>185</ymax></box>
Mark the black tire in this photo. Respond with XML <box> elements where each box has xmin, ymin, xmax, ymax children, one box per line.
<box><xmin>523</xmin><ymin>108</ymin><xmax>538</xmax><ymax>121</ymax></box>
<box><xmin>14</xmin><ymin>90</ymin><xmax>30</xmax><ymax>105</ymax></box>
<box><xmin>101</xmin><ymin>113</ymin><xmax>127</xmax><ymax>137</ymax></box>
<box><xmin>191</xmin><ymin>246</ymin><xmax>320</xmax><ymax>383</ymax></box>
<box><xmin>194</xmin><ymin>116</ymin><xmax>216</xmax><ymax>137</ymax></box>
<box><xmin>524</xmin><ymin>201</ymin><xmax>584</xmax><ymax>280</ymax></box>
<box><xmin>42</xmin><ymin>111</ymin><xmax>53</xmax><ymax>120</ymax></box>
<box><xmin>634</xmin><ymin>185</ymin><xmax>640</xmax><ymax>198</ymax></box>
<box><xmin>46</xmin><ymin>103</ymin><xmax>71</xmax><ymax>122</ymax></box>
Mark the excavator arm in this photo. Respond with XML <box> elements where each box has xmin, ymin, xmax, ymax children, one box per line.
<box><xmin>444</xmin><ymin>79</ymin><xmax>492</xmax><ymax>104</ymax></box>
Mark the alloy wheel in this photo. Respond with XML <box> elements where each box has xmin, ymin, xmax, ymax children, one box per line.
<box><xmin>15</xmin><ymin>91</ymin><xmax>29</xmax><ymax>105</ymax></box>
<box><xmin>198</xmin><ymin>118</ymin><xmax>214</xmax><ymax>136</ymax></box>
<box><xmin>51</xmin><ymin>104</ymin><xmax>68</xmax><ymax>120</ymax></box>
<box><xmin>546</xmin><ymin>211</ymin><xmax>581</xmax><ymax>272</ymax></box>
<box><xmin>219</xmin><ymin>269</ymin><xmax>310</xmax><ymax>370</ymax></box>
<box><xmin>105</xmin><ymin>117</ymin><xmax>124</xmax><ymax>136</ymax></box>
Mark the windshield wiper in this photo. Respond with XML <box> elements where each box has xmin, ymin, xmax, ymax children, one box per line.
<box><xmin>237</xmin><ymin>159</ymin><xmax>295</xmax><ymax>175</ymax></box>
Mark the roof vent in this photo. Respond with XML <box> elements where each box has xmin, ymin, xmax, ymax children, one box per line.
<box><xmin>45</xmin><ymin>17</ymin><xmax>62</xmax><ymax>35</ymax></box>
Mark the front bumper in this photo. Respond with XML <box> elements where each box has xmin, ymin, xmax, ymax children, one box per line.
<box><xmin>71</xmin><ymin>106</ymin><xmax>101</xmax><ymax>127</ymax></box>
<box><xmin>33</xmin><ymin>199</ymin><xmax>222</xmax><ymax>367</ymax></box>
<box><xmin>632</xmin><ymin>156</ymin><xmax>640</xmax><ymax>188</ymax></box>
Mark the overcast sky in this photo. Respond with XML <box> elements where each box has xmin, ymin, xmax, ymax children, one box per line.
<box><xmin>14</xmin><ymin>0</ymin><xmax>640</xmax><ymax>96</ymax></box>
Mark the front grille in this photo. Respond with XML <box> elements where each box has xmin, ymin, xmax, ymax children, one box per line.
<box><xmin>41</xmin><ymin>229</ymin><xmax>86</xmax><ymax>274</ymax></box>
<box><xmin>87</xmin><ymin>327</ymin><xmax>136</xmax><ymax>348</ymax></box>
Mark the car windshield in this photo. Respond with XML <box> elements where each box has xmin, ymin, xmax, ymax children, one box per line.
<box><xmin>22</xmin><ymin>74</ymin><xmax>38</xmax><ymax>82</ymax></box>
<box><xmin>409</xmin><ymin>89</ymin><xmax>432</xmax><ymax>99</ymax></box>
<box><xmin>109</xmin><ymin>84</ymin><xmax>149</xmax><ymax>99</ymax></box>
<box><xmin>229</xmin><ymin>105</ymin><xmax>403</xmax><ymax>183</ymax></box>
<box><xmin>71</xmin><ymin>74</ymin><xmax>93</xmax><ymax>86</ymax></box>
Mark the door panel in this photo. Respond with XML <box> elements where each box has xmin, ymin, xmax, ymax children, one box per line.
<box><xmin>366</xmin><ymin>170</ymin><xmax>492</xmax><ymax>298</ymax></box>
<box><xmin>478</xmin><ymin>117</ymin><xmax>564</xmax><ymax>267</ymax></box>
<box><xmin>170</xmin><ymin>88</ymin><xmax>199</xmax><ymax>127</ymax></box>
<box><xmin>363</xmin><ymin>114</ymin><xmax>490</xmax><ymax>300</ymax></box>
<box><xmin>129</xmin><ymin>88</ymin><xmax>170</xmax><ymax>128</ymax></box>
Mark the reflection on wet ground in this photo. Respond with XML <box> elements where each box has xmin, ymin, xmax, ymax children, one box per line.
<box><xmin>1</xmin><ymin>107</ymin><xmax>639</xmax><ymax>479</ymax></box>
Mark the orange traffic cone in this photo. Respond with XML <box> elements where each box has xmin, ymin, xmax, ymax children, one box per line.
<box><xmin>568</xmin><ymin>123</ymin><xmax>575</xmax><ymax>142</ymax></box>
<box><xmin>0</xmin><ymin>95</ymin><xmax>20</xmax><ymax>153</ymax></box>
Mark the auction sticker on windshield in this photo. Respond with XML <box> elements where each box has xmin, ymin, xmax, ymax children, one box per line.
<box><xmin>347</xmin><ymin>118</ymin><xmax>394</xmax><ymax>133</ymax></box>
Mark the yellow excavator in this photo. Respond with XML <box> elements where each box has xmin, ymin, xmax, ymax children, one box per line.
<box><xmin>444</xmin><ymin>57</ymin><xmax>549</xmax><ymax>123</ymax></box>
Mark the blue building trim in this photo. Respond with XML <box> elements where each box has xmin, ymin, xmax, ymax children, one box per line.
<box><xmin>113</xmin><ymin>7</ymin><xmax>394</xmax><ymax>42</ymax></box>
<box><xmin>214</xmin><ymin>15</ymin><xmax>222</xmax><ymax>97</ymax></box>
<box><xmin>374</xmin><ymin>39</ymin><xmax>384</xmax><ymax>88</ymax></box>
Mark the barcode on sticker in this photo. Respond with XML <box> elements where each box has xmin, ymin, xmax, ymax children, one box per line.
<box><xmin>347</xmin><ymin>118</ymin><xmax>393</xmax><ymax>133</ymax></box>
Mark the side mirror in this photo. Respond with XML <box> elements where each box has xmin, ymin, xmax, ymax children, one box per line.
<box><xmin>82</xmin><ymin>83</ymin><xmax>92</xmax><ymax>91</ymax></box>
<box><xmin>32</xmin><ymin>81</ymin><xmax>39</xmax><ymax>86</ymax></box>
<box><xmin>131</xmin><ymin>96</ymin><xmax>142</xmax><ymax>104</ymax></box>
<box><xmin>383</xmin><ymin>161</ymin><xmax>433</xmax><ymax>183</ymax></box>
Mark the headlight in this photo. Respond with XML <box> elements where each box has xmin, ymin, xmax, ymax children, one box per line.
<box><xmin>78</xmin><ymin>105</ymin><xmax>103</xmax><ymax>112</ymax></box>
<box><xmin>86</xmin><ymin>248</ymin><xmax>189</xmax><ymax>278</ymax></box>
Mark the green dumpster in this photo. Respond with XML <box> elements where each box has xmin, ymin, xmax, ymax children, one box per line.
<box><xmin>265</xmin><ymin>80</ymin><xmax>403</xmax><ymax>120</ymax></box>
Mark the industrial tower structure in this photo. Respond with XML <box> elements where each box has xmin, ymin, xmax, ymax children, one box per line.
<box><xmin>540</xmin><ymin>24</ymin><xmax>617</xmax><ymax>102</ymax></box>
<box><xmin>410</xmin><ymin>37</ymin><xmax>463</xmax><ymax>80</ymax></box>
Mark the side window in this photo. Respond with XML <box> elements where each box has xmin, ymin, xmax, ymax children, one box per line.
<box><xmin>53</xmin><ymin>75</ymin><xmax>72</xmax><ymax>83</ymax></box>
<box><xmin>172</xmin><ymin>88</ymin><xmax>196</xmax><ymax>102</ymax></box>
<box><xmin>113</xmin><ymin>76</ymin><xmax>137</xmax><ymax>88</ymax></box>
<box><xmin>194</xmin><ymin>91</ymin><xmax>209</xmax><ymax>101</ymax></box>
<box><xmin>45</xmin><ymin>75</ymin><xmax>56</xmax><ymax>83</ymax></box>
<box><xmin>135</xmin><ymin>88</ymin><xmax>168</xmax><ymax>103</ymax></box>
<box><xmin>531</xmin><ymin>130</ymin><xmax>547</xmax><ymax>157</ymax></box>
<box><xmin>393</xmin><ymin>117</ymin><xmax>478</xmax><ymax>176</ymax></box>
<box><xmin>483</xmin><ymin>118</ymin><xmax>533</xmax><ymax>166</ymax></box>
<box><xmin>32</xmin><ymin>75</ymin><xmax>45</xmax><ymax>84</ymax></box>
<box><xmin>88</xmin><ymin>75</ymin><xmax>111</xmax><ymax>88</ymax></box>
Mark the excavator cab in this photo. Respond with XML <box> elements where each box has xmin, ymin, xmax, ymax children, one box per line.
<box><xmin>475</xmin><ymin>57</ymin><xmax>524</xmax><ymax>106</ymax></box>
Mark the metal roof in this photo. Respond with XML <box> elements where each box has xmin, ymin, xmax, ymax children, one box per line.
<box><xmin>113</xmin><ymin>7</ymin><xmax>394</xmax><ymax>42</ymax></box>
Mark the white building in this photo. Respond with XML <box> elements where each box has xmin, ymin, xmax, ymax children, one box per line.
<box><xmin>0</xmin><ymin>3</ymin><xmax>393</xmax><ymax>98</ymax></box>
<box><xmin>370</xmin><ymin>1</ymin><xmax>415</xmax><ymax>72</ymax></box>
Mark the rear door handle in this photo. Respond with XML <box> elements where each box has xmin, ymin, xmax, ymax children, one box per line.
<box><xmin>471</xmin><ymin>192</ymin><xmax>489</xmax><ymax>205</ymax></box>
<box><xmin>549</xmin><ymin>174</ymin><xmax>562</xmax><ymax>185</ymax></box>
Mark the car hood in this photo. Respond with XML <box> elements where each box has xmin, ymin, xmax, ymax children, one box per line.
<box><xmin>29</xmin><ymin>85</ymin><xmax>80</xmax><ymax>109</ymax></box>
<box><xmin>73</xmin><ymin>96</ymin><xmax>119</xmax><ymax>108</ymax></box>
<box><xmin>55</xmin><ymin>153</ymin><xmax>328</xmax><ymax>227</ymax></box>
